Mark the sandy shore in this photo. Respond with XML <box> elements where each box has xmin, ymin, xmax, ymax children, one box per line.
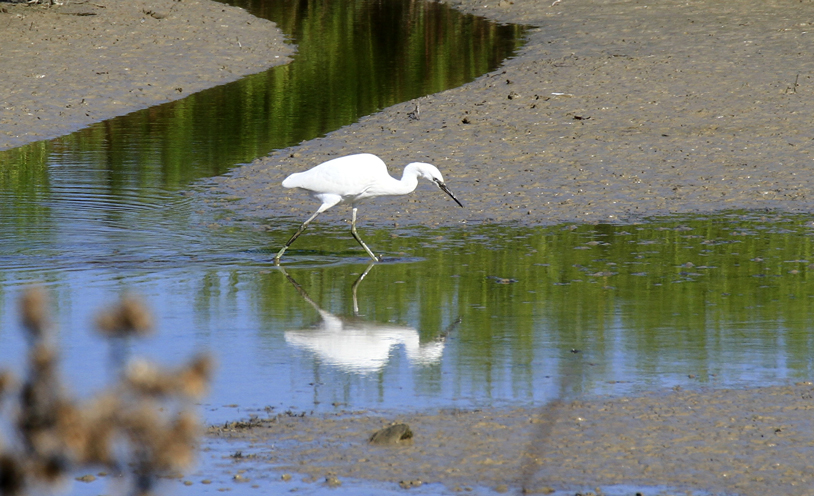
<box><xmin>0</xmin><ymin>0</ymin><xmax>293</xmax><ymax>150</ymax></box>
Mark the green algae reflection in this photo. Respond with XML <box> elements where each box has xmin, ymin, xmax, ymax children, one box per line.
<box><xmin>255</xmin><ymin>212</ymin><xmax>814</xmax><ymax>402</ymax></box>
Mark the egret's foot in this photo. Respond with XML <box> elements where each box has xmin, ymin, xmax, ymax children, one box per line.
<box><xmin>274</xmin><ymin>246</ymin><xmax>288</xmax><ymax>265</ymax></box>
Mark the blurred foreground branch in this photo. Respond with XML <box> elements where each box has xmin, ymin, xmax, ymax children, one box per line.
<box><xmin>0</xmin><ymin>287</ymin><xmax>214</xmax><ymax>496</ymax></box>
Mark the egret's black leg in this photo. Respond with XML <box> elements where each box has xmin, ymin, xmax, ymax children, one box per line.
<box><xmin>350</xmin><ymin>207</ymin><xmax>379</xmax><ymax>262</ymax></box>
<box><xmin>274</xmin><ymin>210</ymin><xmax>321</xmax><ymax>264</ymax></box>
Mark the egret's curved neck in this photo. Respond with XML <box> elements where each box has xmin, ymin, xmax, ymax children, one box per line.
<box><xmin>363</xmin><ymin>163</ymin><xmax>422</xmax><ymax>198</ymax></box>
<box><xmin>393</xmin><ymin>163</ymin><xmax>422</xmax><ymax>195</ymax></box>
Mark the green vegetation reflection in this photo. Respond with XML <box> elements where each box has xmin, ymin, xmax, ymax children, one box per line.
<box><xmin>260</xmin><ymin>212</ymin><xmax>814</xmax><ymax>396</ymax></box>
<box><xmin>0</xmin><ymin>0</ymin><xmax>524</xmax><ymax>194</ymax></box>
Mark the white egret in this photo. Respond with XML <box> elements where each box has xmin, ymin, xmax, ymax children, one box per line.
<box><xmin>274</xmin><ymin>153</ymin><xmax>463</xmax><ymax>263</ymax></box>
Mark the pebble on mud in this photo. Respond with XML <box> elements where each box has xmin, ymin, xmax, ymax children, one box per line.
<box><xmin>399</xmin><ymin>479</ymin><xmax>423</xmax><ymax>489</ymax></box>
<box><xmin>369</xmin><ymin>423</ymin><xmax>414</xmax><ymax>445</ymax></box>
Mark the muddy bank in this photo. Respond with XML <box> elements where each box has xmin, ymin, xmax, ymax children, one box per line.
<box><xmin>208</xmin><ymin>0</ymin><xmax>814</xmax><ymax>228</ymax></box>
<box><xmin>208</xmin><ymin>383</ymin><xmax>814</xmax><ymax>495</ymax></box>
<box><xmin>0</xmin><ymin>0</ymin><xmax>293</xmax><ymax>150</ymax></box>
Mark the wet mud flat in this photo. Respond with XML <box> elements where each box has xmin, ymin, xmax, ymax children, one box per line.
<box><xmin>209</xmin><ymin>0</ymin><xmax>814</xmax><ymax>228</ymax></box>
<box><xmin>0</xmin><ymin>0</ymin><xmax>293</xmax><ymax>150</ymax></box>
<box><xmin>209</xmin><ymin>384</ymin><xmax>814</xmax><ymax>495</ymax></box>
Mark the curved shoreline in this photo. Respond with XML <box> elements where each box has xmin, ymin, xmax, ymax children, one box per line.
<box><xmin>0</xmin><ymin>0</ymin><xmax>293</xmax><ymax>150</ymax></box>
<box><xmin>209</xmin><ymin>0</ymin><xmax>814</xmax><ymax>228</ymax></box>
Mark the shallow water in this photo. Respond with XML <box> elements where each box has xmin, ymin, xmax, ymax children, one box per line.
<box><xmin>9</xmin><ymin>211</ymin><xmax>811</xmax><ymax>495</ymax></box>
<box><xmin>3</xmin><ymin>212</ymin><xmax>814</xmax><ymax>420</ymax></box>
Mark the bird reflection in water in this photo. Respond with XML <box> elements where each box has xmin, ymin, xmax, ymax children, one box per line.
<box><xmin>280</xmin><ymin>264</ymin><xmax>458</xmax><ymax>374</ymax></box>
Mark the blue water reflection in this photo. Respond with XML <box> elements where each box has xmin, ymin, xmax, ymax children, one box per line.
<box><xmin>3</xmin><ymin>213</ymin><xmax>814</xmax><ymax>427</ymax></box>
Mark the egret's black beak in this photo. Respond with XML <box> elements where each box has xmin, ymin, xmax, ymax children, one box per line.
<box><xmin>435</xmin><ymin>179</ymin><xmax>464</xmax><ymax>208</ymax></box>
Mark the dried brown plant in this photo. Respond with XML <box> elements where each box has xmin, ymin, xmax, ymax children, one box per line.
<box><xmin>95</xmin><ymin>294</ymin><xmax>154</xmax><ymax>338</ymax></box>
<box><xmin>0</xmin><ymin>453</ymin><xmax>25</xmax><ymax>495</ymax></box>
<box><xmin>124</xmin><ymin>354</ymin><xmax>214</xmax><ymax>400</ymax></box>
<box><xmin>19</xmin><ymin>286</ymin><xmax>49</xmax><ymax>339</ymax></box>
<box><xmin>0</xmin><ymin>370</ymin><xmax>15</xmax><ymax>401</ymax></box>
<box><xmin>0</xmin><ymin>287</ymin><xmax>213</xmax><ymax>496</ymax></box>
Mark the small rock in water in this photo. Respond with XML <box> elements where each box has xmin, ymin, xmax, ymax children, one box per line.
<box><xmin>369</xmin><ymin>423</ymin><xmax>413</xmax><ymax>445</ymax></box>
<box><xmin>400</xmin><ymin>479</ymin><xmax>423</xmax><ymax>489</ymax></box>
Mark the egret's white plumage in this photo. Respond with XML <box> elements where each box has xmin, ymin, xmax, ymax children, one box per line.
<box><xmin>274</xmin><ymin>153</ymin><xmax>463</xmax><ymax>263</ymax></box>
